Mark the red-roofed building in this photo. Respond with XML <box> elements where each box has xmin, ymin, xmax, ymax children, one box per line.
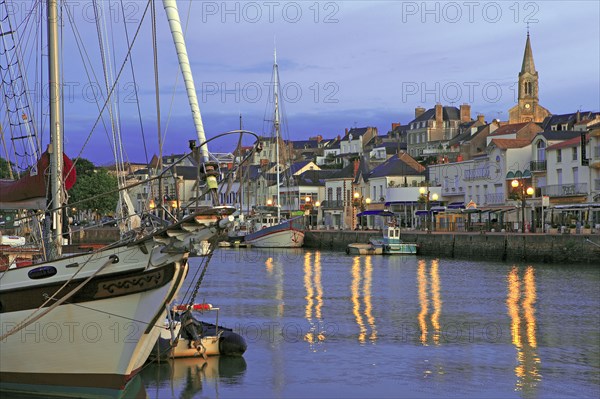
<box><xmin>486</xmin><ymin>122</ymin><xmax>542</xmax><ymax>146</ymax></box>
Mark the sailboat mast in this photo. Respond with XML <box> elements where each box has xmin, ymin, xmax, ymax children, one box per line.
<box><xmin>48</xmin><ymin>0</ymin><xmax>63</xmax><ymax>257</ymax></box>
<box><xmin>162</xmin><ymin>0</ymin><xmax>207</xmax><ymax>161</ymax></box>
<box><xmin>273</xmin><ymin>49</ymin><xmax>281</xmax><ymax>221</ymax></box>
<box><xmin>239</xmin><ymin>113</ymin><xmax>244</xmax><ymax>213</ymax></box>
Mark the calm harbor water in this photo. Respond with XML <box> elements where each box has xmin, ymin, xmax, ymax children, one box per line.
<box><xmin>140</xmin><ymin>249</ymin><xmax>600</xmax><ymax>399</ymax></box>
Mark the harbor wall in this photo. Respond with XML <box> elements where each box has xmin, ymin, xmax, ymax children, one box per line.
<box><xmin>69</xmin><ymin>227</ymin><xmax>599</xmax><ymax>264</ymax></box>
<box><xmin>304</xmin><ymin>230</ymin><xmax>600</xmax><ymax>264</ymax></box>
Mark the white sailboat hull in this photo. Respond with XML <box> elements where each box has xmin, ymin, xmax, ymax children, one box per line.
<box><xmin>0</xmin><ymin>241</ymin><xmax>188</xmax><ymax>394</ymax></box>
<box><xmin>245</xmin><ymin>228</ymin><xmax>304</xmax><ymax>248</ymax></box>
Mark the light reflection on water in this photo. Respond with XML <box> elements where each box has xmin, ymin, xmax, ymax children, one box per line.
<box><xmin>140</xmin><ymin>249</ymin><xmax>599</xmax><ymax>399</ymax></box>
<box><xmin>507</xmin><ymin>266</ymin><xmax>541</xmax><ymax>395</ymax></box>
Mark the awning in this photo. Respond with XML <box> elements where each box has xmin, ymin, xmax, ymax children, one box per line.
<box><xmin>384</xmin><ymin>201</ymin><xmax>420</xmax><ymax>206</ymax></box>
<box><xmin>448</xmin><ymin>202</ymin><xmax>465</xmax><ymax>209</ymax></box>
<box><xmin>357</xmin><ymin>210</ymin><xmax>396</xmax><ymax>217</ymax></box>
<box><xmin>480</xmin><ymin>208</ymin><xmax>502</xmax><ymax>213</ymax></box>
<box><xmin>414</xmin><ymin>208</ymin><xmax>444</xmax><ymax>216</ymax></box>
<box><xmin>552</xmin><ymin>203</ymin><xmax>600</xmax><ymax>209</ymax></box>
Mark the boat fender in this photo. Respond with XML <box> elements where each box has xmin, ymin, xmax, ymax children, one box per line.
<box><xmin>218</xmin><ymin>331</ymin><xmax>248</xmax><ymax>356</ymax></box>
<box><xmin>345</xmin><ymin>246</ymin><xmax>350</xmax><ymax>255</ymax></box>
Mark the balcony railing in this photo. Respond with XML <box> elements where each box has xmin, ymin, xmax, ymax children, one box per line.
<box><xmin>484</xmin><ymin>192</ymin><xmax>505</xmax><ymax>204</ymax></box>
<box><xmin>530</xmin><ymin>160</ymin><xmax>547</xmax><ymax>172</ymax></box>
<box><xmin>541</xmin><ymin>183</ymin><xmax>588</xmax><ymax>197</ymax></box>
<box><xmin>464</xmin><ymin>168</ymin><xmax>490</xmax><ymax>181</ymax></box>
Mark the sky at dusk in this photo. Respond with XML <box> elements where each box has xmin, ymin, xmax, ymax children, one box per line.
<box><xmin>3</xmin><ymin>0</ymin><xmax>599</xmax><ymax>166</ymax></box>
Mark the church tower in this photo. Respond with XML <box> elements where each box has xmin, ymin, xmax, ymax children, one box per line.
<box><xmin>508</xmin><ymin>32</ymin><xmax>551</xmax><ymax>123</ymax></box>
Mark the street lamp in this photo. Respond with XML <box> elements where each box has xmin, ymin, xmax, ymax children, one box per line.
<box><xmin>304</xmin><ymin>196</ymin><xmax>314</xmax><ymax>227</ymax></box>
<box><xmin>314</xmin><ymin>200</ymin><xmax>320</xmax><ymax>228</ymax></box>
<box><xmin>511</xmin><ymin>179</ymin><xmax>534</xmax><ymax>233</ymax></box>
<box><xmin>266</xmin><ymin>198</ymin><xmax>273</xmax><ymax>206</ymax></box>
<box><xmin>419</xmin><ymin>186</ymin><xmax>439</xmax><ymax>231</ymax></box>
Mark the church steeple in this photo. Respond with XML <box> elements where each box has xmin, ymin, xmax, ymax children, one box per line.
<box><xmin>520</xmin><ymin>32</ymin><xmax>536</xmax><ymax>75</ymax></box>
<box><xmin>508</xmin><ymin>31</ymin><xmax>551</xmax><ymax>123</ymax></box>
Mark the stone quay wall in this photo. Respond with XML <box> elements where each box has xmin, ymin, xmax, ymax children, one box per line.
<box><xmin>304</xmin><ymin>230</ymin><xmax>600</xmax><ymax>264</ymax></box>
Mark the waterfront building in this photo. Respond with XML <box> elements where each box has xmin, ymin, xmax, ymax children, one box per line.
<box><xmin>446</xmin><ymin>116</ymin><xmax>494</xmax><ymax>162</ymax></box>
<box><xmin>542</xmin><ymin>111</ymin><xmax>600</xmax><ymax>131</ymax></box>
<box><xmin>406</xmin><ymin>103</ymin><xmax>472</xmax><ymax>159</ymax></box>
<box><xmin>316</xmin><ymin>139</ymin><xmax>342</xmax><ymax>167</ymax></box>
<box><xmin>485</xmin><ymin>121</ymin><xmax>543</xmax><ymax>146</ymax></box>
<box><xmin>589</xmin><ymin>126</ymin><xmax>600</xmax><ymax>204</ymax></box>
<box><xmin>321</xmin><ymin>162</ymin><xmax>356</xmax><ymax>229</ymax></box>
<box><xmin>339</xmin><ymin>127</ymin><xmax>378</xmax><ymax>159</ymax></box>
<box><xmin>544</xmin><ymin>128</ymin><xmax>600</xmax><ymax>227</ymax></box>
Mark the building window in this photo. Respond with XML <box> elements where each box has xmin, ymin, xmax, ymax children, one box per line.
<box><xmin>557</xmin><ymin>149</ymin><xmax>562</xmax><ymax>163</ymax></box>
<box><xmin>536</xmin><ymin>141</ymin><xmax>546</xmax><ymax>161</ymax></box>
<box><xmin>572</xmin><ymin>147</ymin><xmax>577</xmax><ymax>161</ymax></box>
<box><xmin>573</xmin><ymin>167</ymin><xmax>579</xmax><ymax>186</ymax></box>
<box><xmin>557</xmin><ymin>169</ymin><xmax>562</xmax><ymax>186</ymax></box>
<box><xmin>327</xmin><ymin>188</ymin><xmax>332</xmax><ymax>202</ymax></box>
<box><xmin>336</xmin><ymin>187</ymin><xmax>342</xmax><ymax>201</ymax></box>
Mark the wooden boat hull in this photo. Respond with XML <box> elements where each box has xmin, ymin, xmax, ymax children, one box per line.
<box><xmin>346</xmin><ymin>243</ymin><xmax>383</xmax><ymax>255</ymax></box>
<box><xmin>244</xmin><ymin>217</ymin><xmax>304</xmax><ymax>248</ymax></box>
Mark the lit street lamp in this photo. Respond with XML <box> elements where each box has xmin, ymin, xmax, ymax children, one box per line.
<box><xmin>419</xmin><ymin>186</ymin><xmax>439</xmax><ymax>231</ymax></box>
<box><xmin>511</xmin><ymin>179</ymin><xmax>534</xmax><ymax>233</ymax></box>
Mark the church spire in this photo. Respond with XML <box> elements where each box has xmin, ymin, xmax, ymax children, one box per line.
<box><xmin>521</xmin><ymin>30</ymin><xmax>536</xmax><ymax>74</ymax></box>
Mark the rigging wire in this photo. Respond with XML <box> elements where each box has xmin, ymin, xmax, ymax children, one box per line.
<box><xmin>61</xmin><ymin>0</ymin><xmax>152</xmax><ymax>180</ymax></box>
<box><xmin>119</xmin><ymin>0</ymin><xmax>150</xmax><ymax>168</ymax></box>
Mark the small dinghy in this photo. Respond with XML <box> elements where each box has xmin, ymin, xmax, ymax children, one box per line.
<box><xmin>150</xmin><ymin>304</ymin><xmax>247</xmax><ymax>362</ymax></box>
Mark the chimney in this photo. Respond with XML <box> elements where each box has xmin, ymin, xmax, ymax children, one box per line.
<box><xmin>317</xmin><ymin>134</ymin><xmax>322</xmax><ymax>143</ymax></box>
<box><xmin>415</xmin><ymin>107</ymin><xmax>425</xmax><ymax>119</ymax></box>
<box><xmin>353</xmin><ymin>158</ymin><xmax>360</xmax><ymax>178</ymax></box>
<box><xmin>477</xmin><ymin>114</ymin><xmax>485</xmax><ymax>124</ymax></box>
<box><xmin>345</xmin><ymin>128</ymin><xmax>349</xmax><ymax>136</ymax></box>
<box><xmin>460</xmin><ymin>103</ymin><xmax>471</xmax><ymax>123</ymax></box>
<box><xmin>435</xmin><ymin>103</ymin><xmax>443</xmax><ymax>126</ymax></box>
<box><xmin>337</xmin><ymin>135</ymin><xmax>341</xmax><ymax>141</ymax></box>
<box><xmin>392</xmin><ymin>122</ymin><xmax>401</xmax><ymax>130</ymax></box>
<box><xmin>576</xmin><ymin>110</ymin><xmax>581</xmax><ymax>123</ymax></box>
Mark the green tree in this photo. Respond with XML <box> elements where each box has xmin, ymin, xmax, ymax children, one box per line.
<box><xmin>0</xmin><ymin>157</ymin><xmax>14</xmax><ymax>179</ymax></box>
<box><xmin>69</xmin><ymin>168</ymin><xmax>118</xmax><ymax>214</ymax></box>
<box><xmin>73</xmin><ymin>158</ymin><xmax>95</xmax><ymax>177</ymax></box>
